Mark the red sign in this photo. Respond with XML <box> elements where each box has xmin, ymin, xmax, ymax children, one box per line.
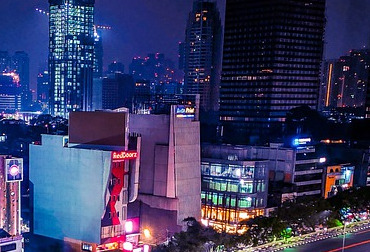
<box><xmin>112</xmin><ymin>151</ymin><xmax>138</xmax><ymax>161</ymax></box>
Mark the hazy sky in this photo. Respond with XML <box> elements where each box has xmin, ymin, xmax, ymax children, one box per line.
<box><xmin>0</xmin><ymin>0</ymin><xmax>369</xmax><ymax>89</ymax></box>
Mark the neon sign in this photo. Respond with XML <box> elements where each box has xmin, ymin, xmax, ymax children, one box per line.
<box><xmin>5</xmin><ymin>158</ymin><xmax>23</xmax><ymax>182</ymax></box>
<box><xmin>112</xmin><ymin>151</ymin><xmax>138</xmax><ymax>161</ymax></box>
<box><xmin>176</xmin><ymin>106</ymin><xmax>195</xmax><ymax>118</ymax></box>
<box><xmin>292</xmin><ymin>137</ymin><xmax>311</xmax><ymax>146</ymax></box>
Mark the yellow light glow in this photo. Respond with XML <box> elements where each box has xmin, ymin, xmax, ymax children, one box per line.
<box><xmin>143</xmin><ymin>228</ymin><xmax>151</xmax><ymax>238</ymax></box>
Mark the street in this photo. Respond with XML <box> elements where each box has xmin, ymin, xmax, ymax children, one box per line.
<box><xmin>283</xmin><ymin>228</ymin><xmax>370</xmax><ymax>252</ymax></box>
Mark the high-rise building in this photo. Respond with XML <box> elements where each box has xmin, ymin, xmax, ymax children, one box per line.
<box><xmin>220</xmin><ymin>0</ymin><xmax>326</xmax><ymax>144</ymax></box>
<box><xmin>48</xmin><ymin>0</ymin><xmax>95</xmax><ymax>117</ymax></box>
<box><xmin>93</xmin><ymin>27</ymin><xmax>103</xmax><ymax>78</ymax></box>
<box><xmin>102</xmin><ymin>73</ymin><xmax>135</xmax><ymax>110</ymax></box>
<box><xmin>37</xmin><ymin>70</ymin><xmax>49</xmax><ymax>112</ymax></box>
<box><xmin>320</xmin><ymin>49</ymin><xmax>370</xmax><ymax>116</ymax></box>
<box><xmin>0</xmin><ymin>73</ymin><xmax>22</xmax><ymax>112</ymax></box>
<box><xmin>12</xmin><ymin>51</ymin><xmax>30</xmax><ymax>110</ymax></box>
<box><xmin>129</xmin><ymin>53</ymin><xmax>179</xmax><ymax>84</ymax></box>
<box><xmin>183</xmin><ymin>0</ymin><xmax>222</xmax><ymax>113</ymax></box>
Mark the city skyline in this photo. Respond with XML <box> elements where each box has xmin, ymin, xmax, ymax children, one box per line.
<box><xmin>1</xmin><ymin>0</ymin><xmax>370</xmax><ymax>90</ymax></box>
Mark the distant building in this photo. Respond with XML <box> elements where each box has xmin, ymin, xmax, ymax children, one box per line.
<box><xmin>220</xmin><ymin>0</ymin><xmax>326</xmax><ymax>144</ymax></box>
<box><xmin>92</xmin><ymin>77</ymin><xmax>103</xmax><ymax>111</ymax></box>
<box><xmin>320</xmin><ymin>49</ymin><xmax>370</xmax><ymax>117</ymax></box>
<box><xmin>178</xmin><ymin>42</ymin><xmax>185</xmax><ymax>71</ymax></box>
<box><xmin>108</xmin><ymin>61</ymin><xmax>125</xmax><ymax>74</ymax></box>
<box><xmin>12</xmin><ymin>51</ymin><xmax>30</xmax><ymax>110</ymax></box>
<box><xmin>0</xmin><ymin>73</ymin><xmax>22</xmax><ymax>112</ymax></box>
<box><xmin>48</xmin><ymin>0</ymin><xmax>95</xmax><ymax>117</ymax></box>
<box><xmin>102</xmin><ymin>73</ymin><xmax>135</xmax><ymax>110</ymax></box>
<box><xmin>129</xmin><ymin>53</ymin><xmax>179</xmax><ymax>84</ymax></box>
<box><xmin>133</xmin><ymin>80</ymin><xmax>152</xmax><ymax>113</ymax></box>
<box><xmin>201</xmin><ymin>144</ymin><xmax>269</xmax><ymax>233</ymax></box>
<box><xmin>0</xmin><ymin>51</ymin><xmax>11</xmax><ymax>73</ymax></box>
<box><xmin>37</xmin><ymin>70</ymin><xmax>49</xmax><ymax>108</ymax></box>
<box><xmin>183</xmin><ymin>0</ymin><xmax>222</xmax><ymax>112</ymax></box>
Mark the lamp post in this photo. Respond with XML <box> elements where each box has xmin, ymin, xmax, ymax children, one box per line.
<box><xmin>342</xmin><ymin>221</ymin><xmax>349</xmax><ymax>252</ymax></box>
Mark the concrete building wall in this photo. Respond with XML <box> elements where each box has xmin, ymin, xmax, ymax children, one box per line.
<box><xmin>129</xmin><ymin>108</ymin><xmax>201</xmax><ymax>232</ymax></box>
<box><xmin>130</xmin><ymin>114</ymin><xmax>170</xmax><ymax>195</ymax></box>
<box><xmin>172</xmin><ymin>113</ymin><xmax>201</xmax><ymax>225</ymax></box>
<box><xmin>30</xmin><ymin>135</ymin><xmax>112</xmax><ymax>244</ymax></box>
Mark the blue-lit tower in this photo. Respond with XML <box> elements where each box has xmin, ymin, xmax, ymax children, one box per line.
<box><xmin>48</xmin><ymin>0</ymin><xmax>95</xmax><ymax>117</ymax></box>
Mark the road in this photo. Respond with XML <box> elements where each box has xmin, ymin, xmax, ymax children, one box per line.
<box><xmin>283</xmin><ymin>228</ymin><xmax>370</xmax><ymax>252</ymax></box>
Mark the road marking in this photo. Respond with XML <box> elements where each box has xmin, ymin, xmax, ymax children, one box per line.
<box><xmin>355</xmin><ymin>228</ymin><xmax>370</xmax><ymax>235</ymax></box>
<box><xmin>325</xmin><ymin>239</ymin><xmax>370</xmax><ymax>252</ymax></box>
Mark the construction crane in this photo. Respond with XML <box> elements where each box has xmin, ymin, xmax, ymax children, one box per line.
<box><xmin>35</xmin><ymin>8</ymin><xmax>112</xmax><ymax>31</ymax></box>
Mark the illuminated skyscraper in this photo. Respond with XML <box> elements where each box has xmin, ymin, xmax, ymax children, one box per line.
<box><xmin>320</xmin><ymin>49</ymin><xmax>370</xmax><ymax>116</ymax></box>
<box><xmin>49</xmin><ymin>0</ymin><xmax>95</xmax><ymax>117</ymax></box>
<box><xmin>220</xmin><ymin>0</ymin><xmax>326</xmax><ymax>144</ymax></box>
<box><xmin>183</xmin><ymin>0</ymin><xmax>222</xmax><ymax>113</ymax></box>
<box><xmin>93</xmin><ymin>27</ymin><xmax>103</xmax><ymax>78</ymax></box>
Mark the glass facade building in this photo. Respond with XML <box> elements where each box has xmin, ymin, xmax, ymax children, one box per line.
<box><xmin>49</xmin><ymin>0</ymin><xmax>95</xmax><ymax>117</ymax></box>
<box><xmin>220</xmin><ymin>0</ymin><xmax>326</xmax><ymax>144</ymax></box>
<box><xmin>201</xmin><ymin>144</ymin><xmax>268</xmax><ymax>233</ymax></box>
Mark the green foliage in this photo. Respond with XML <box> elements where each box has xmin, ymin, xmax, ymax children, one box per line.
<box><xmin>327</xmin><ymin>218</ymin><xmax>342</xmax><ymax>228</ymax></box>
<box><xmin>154</xmin><ymin>187</ymin><xmax>370</xmax><ymax>251</ymax></box>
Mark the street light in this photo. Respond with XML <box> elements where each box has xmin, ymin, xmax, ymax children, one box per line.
<box><xmin>342</xmin><ymin>221</ymin><xmax>349</xmax><ymax>252</ymax></box>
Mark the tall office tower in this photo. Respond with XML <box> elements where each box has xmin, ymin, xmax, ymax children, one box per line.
<box><xmin>37</xmin><ymin>70</ymin><xmax>49</xmax><ymax>107</ymax></box>
<box><xmin>0</xmin><ymin>51</ymin><xmax>11</xmax><ymax>73</ymax></box>
<box><xmin>48</xmin><ymin>0</ymin><xmax>95</xmax><ymax>117</ymax></box>
<box><xmin>220</xmin><ymin>0</ymin><xmax>326</xmax><ymax>144</ymax></box>
<box><xmin>93</xmin><ymin>27</ymin><xmax>103</xmax><ymax>78</ymax></box>
<box><xmin>12</xmin><ymin>51</ymin><xmax>30</xmax><ymax>110</ymax></box>
<box><xmin>183</xmin><ymin>0</ymin><xmax>222</xmax><ymax>112</ymax></box>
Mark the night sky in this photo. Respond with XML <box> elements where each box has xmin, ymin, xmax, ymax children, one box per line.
<box><xmin>0</xmin><ymin>0</ymin><xmax>370</xmax><ymax>89</ymax></box>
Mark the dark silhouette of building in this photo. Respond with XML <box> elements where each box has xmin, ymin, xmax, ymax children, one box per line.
<box><xmin>37</xmin><ymin>70</ymin><xmax>49</xmax><ymax>107</ymax></box>
<box><xmin>108</xmin><ymin>61</ymin><xmax>125</xmax><ymax>74</ymax></box>
<box><xmin>0</xmin><ymin>51</ymin><xmax>11</xmax><ymax>73</ymax></box>
<box><xmin>102</xmin><ymin>73</ymin><xmax>134</xmax><ymax>110</ymax></box>
<box><xmin>183</xmin><ymin>0</ymin><xmax>222</xmax><ymax>113</ymax></box>
<box><xmin>219</xmin><ymin>0</ymin><xmax>326</xmax><ymax>144</ymax></box>
<box><xmin>12</xmin><ymin>51</ymin><xmax>30</xmax><ymax>110</ymax></box>
<box><xmin>133</xmin><ymin>80</ymin><xmax>152</xmax><ymax>113</ymax></box>
<box><xmin>48</xmin><ymin>0</ymin><xmax>95</xmax><ymax>117</ymax></box>
<box><xmin>129</xmin><ymin>53</ymin><xmax>179</xmax><ymax>84</ymax></box>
